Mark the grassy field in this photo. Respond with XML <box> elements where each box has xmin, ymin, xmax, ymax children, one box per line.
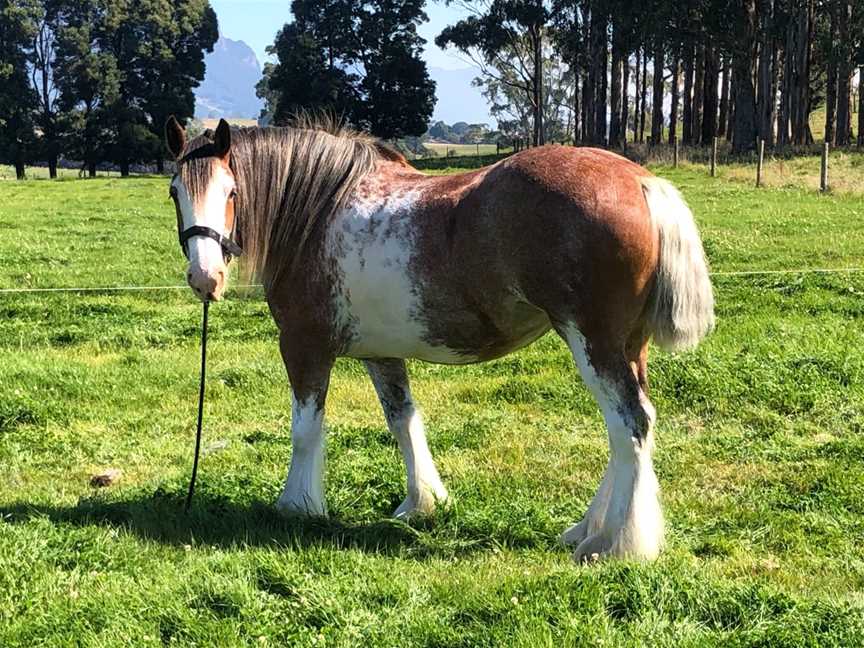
<box><xmin>421</xmin><ymin>142</ymin><xmax>504</xmax><ymax>158</ymax></box>
<box><xmin>0</xmin><ymin>166</ymin><xmax>86</xmax><ymax>180</ymax></box>
<box><xmin>1</xmin><ymin>162</ymin><xmax>864</xmax><ymax>646</ymax></box>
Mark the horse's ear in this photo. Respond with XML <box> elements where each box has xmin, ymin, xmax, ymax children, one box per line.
<box><xmin>165</xmin><ymin>116</ymin><xmax>186</xmax><ymax>160</ymax></box>
<box><xmin>214</xmin><ymin>118</ymin><xmax>231</xmax><ymax>160</ymax></box>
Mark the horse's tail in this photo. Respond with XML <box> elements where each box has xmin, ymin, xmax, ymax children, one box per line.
<box><xmin>640</xmin><ymin>176</ymin><xmax>715</xmax><ymax>351</ymax></box>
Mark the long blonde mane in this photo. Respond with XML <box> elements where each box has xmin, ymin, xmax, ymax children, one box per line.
<box><xmin>178</xmin><ymin>118</ymin><xmax>405</xmax><ymax>282</ymax></box>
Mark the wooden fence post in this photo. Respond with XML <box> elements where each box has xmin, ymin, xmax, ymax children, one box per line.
<box><xmin>710</xmin><ymin>137</ymin><xmax>718</xmax><ymax>177</ymax></box>
<box><xmin>673</xmin><ymin>136</ymin><xmax>679</xmax><ymax>168</ymax></box>
<box><xmin>756</xmin><ymin>138</ymin><xmax>765</xmax><ymax>187</ymax></box>
<box><xmin>820</xmin><ymin>142</ymin><xmax>829</xmax><ymax>192</ymax></box>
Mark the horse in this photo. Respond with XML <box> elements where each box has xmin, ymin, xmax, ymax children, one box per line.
<box><xmin>165</xmin><ymin>116</ymin><xmax>714</xmax><ymax>562</ymax></box>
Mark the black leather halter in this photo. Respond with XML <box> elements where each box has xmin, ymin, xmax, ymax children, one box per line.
<box><xmin>170</xmin><ymin>152</ymin><xmax>243</xmax><ymax>263</ymax></box>
<box><xmin>178</xmin><ymin>224</ymin><xmax>243</xmax><ymax>263</ymax></box>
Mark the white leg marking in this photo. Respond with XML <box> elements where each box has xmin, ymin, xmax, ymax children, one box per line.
<box><xmin>560</xmin><ymin>460</ymin><xmax>613</xmax><ymax>546</ymax></box>
<box><xmin>277</xmin><ymin>396</ymin><xmax>326</xmax><ymax>516</ymax></box>
<box><xmin>392</xmin><ymin>409</ymin><xmax>448</xmax><ymax>518</ymax></box>
<box><xmin>561</xmin><ymin>324</ymin><xmax>664</xmax><ymax>561</ymax></box>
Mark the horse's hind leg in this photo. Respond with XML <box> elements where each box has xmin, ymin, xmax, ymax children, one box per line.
<box><xmin>365</xmin><ymin>359</ymin><xmax>448</xmax><ymax>518</ymax></box>
<box><xmin>557</xmin><ymin>323</ymin><xmax>663</xmax><ymax>561</ymax></box>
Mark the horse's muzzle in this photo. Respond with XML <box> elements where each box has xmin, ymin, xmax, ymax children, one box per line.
<box><xmin>187</xmin><ymin>266</ymin><xmax>226</xmax><ymax>302</ymax></box>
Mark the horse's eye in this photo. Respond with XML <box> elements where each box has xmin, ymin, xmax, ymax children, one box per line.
<box><xmin>229</xmin><ymin>189</ymin><xmax>237</xmax><ymax>200</ymax></box>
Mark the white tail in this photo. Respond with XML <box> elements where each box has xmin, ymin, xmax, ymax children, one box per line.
<box><xmin>640</xmin><ymin>177</ymin><xmax>715</xmax><ymax>351</ymax></box>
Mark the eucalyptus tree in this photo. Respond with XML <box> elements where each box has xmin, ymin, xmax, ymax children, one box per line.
<box><xmin>28</xmin><ymin>0</ymin><xmax>63</xmax><ymax>177</ymax></box>
<box><xmin>0</xmin><ymin>0</ymin><xmax>40</xmax><ymax>179</ymax></box>
<box><xmin>437</xmin><ymin>0</ymin><xmax>550</xmax><ymax>146</ymax></box>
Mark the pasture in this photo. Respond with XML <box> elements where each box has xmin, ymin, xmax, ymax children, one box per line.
<box><xmin>421</xmin><ymin>142</ymin><xmax>503</xmax><ymax>158</ymax></box>
<box><xmin>1</xmin><ymin>159</ymin><xmax>864</xmax><ymax>646</ymax></box>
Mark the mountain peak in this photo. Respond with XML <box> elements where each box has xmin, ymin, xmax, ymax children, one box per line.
<box><xmin>195</xmin><ymin>35</ymin><xmax>264</xmax><ymax>120</ymax></box>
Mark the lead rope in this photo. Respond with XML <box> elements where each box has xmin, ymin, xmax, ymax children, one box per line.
<box><xmin>185</xmin><ymin>299</ymin><xmax>210</xmax><ymax>511</ymax></box>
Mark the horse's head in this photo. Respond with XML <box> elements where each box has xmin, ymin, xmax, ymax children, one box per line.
<box><xmin>165</xmin><ymin>116</ymin><xmax>241</xmax><ymax>302</ymax></box>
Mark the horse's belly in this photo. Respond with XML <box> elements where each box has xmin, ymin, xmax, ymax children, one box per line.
<box><xmin>337</xmin><ymin>285</ymin><xmax>483</xmax><ymax>364</ymax></box>
<box><xmin>338</xmin><ymin>276</ymin><xmax>550</xmax><ymax>365</ymax></box>
<box><xmin>344</xmin><ymin>313</ymin><xmax>550</xmax><ymax>364</ymax></box>
<box><xmin>329</xmin><ymin>195</ymin><xmax>551</xmax><ymax>364</ymax></box>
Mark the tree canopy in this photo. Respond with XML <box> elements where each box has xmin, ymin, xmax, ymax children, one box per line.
<box><xmin>259</xmin><ymin>0</ymin><xmax>437</xmax><ymax>140</ymax></box>
<box><xmin>0</xmin><ymin>0</ymin><xmax>217</xmax><ymax>178</ymax></box>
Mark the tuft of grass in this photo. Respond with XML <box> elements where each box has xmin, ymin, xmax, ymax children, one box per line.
<box><xmin>1</xmin><ymin>168</ymin><xmax>864</xmax><ymax>645</ymax></box>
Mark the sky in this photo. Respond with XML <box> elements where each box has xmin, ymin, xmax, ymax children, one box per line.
<box><xmin>208</xmin><ymin>0</ymin><xmax>492</xmax><ymax>124</ymax></box>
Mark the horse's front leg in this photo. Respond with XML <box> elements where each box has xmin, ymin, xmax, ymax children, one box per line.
<box><xmin>365</xmin><ymin>359</ymin><xmax>448</xmax><ymax>518</ymax></box>
<box><xmin>276</xmin><ymin>333</ymin><xmax>334</xmax><ymax>517</ymax></box>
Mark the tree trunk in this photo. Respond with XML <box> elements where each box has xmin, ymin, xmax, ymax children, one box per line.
<box><xmin>581</xmin><ymin>65</ymin><xmax>591</xmax><ymax>142</ymax></box>
<box><xmin>701</xmin><ymin>45</ymin><xmax>719</xmax><ymax>145</ymax></box>
<box><xmin>572</xmin><ymin>62</ymin><xmax>581</xmax><ymax>143</ymax></box>
<box><xmin>532</xmin><ymin>28</ymin><xmax>544</xmax><ymax>146</ymax></box>
<box><xmin>588</xmin><ymin>7</ymin><xmax>608</xmax><ymax>147</ymax></box>
<box><xmin>669</xmin><ymin>51</ymin><xmax>680</xmax><ymax>145</ymax></box>
<box><xmin>156</xmin><ymin>157</ymin><xmax>165</xmax><ymax>174</ymax></box>
<box><xmin>634</xmin><ymin>48</ymin><xmax>641</xmax><ymax>138</ymax></box>
<box><xmin>120</xmin><ymin>160</ymin><xmax>130</xmax><ymax>178</ymax></box>
<box><xmin>48</xmin><ymin>156</ymin><xmax>58</xmax><ymax>179</ymax></box>
<box><xmin>769</xmin><ymin>41</ymin><xmax>779</xmax><ymax>146</ymax></box>
<box><xmin>650</xmin><ymin>39</ymin><xmax>664</xmax><ymax>145</ymax></box>
<box><xmin>824</xmin><ymin>2</ymin><xmax>838</xmax><ymax>145</ymax></box>
<box><xmin>792</xmin><ymin>0</ymin><xmax>814</xmax><ymax>146</ymax></box>
<box><xmin>836</xmin><ymin>67</ymin><xmax>851</xmax><ymax>145</ymax></box>
<box><xmin>756</xmin><ymin>0</ymin><xmax>775</xmax><ymax>146</ymax></box>
<box><xmin>88</xmin><ymin>161</ymin><xmax>97</xmax><ymax>178</ymax></box>
<box><xmin>581</xmin><ymin>7</ymin><xmax>593</xmax><ymax>143</ymax></box>
<box><xmin>727</xmin><ymin>75</ymin><xmax>736</xmax><ymax>142</ymax></box>
<box><xmin>621</xmin><ymin>51</ymin><xmax>630</xmax><ymax>143</ymax></box>
<box><xmin>639</xmin><ymin>48</ymin><xmax>648</xmax><ymax>143</ymax></box>
<box><xmin>609</xmin><ymin>26</ymin><xmax>625</xmax><ymax>148</ymax></box>
<box><xmin>858</xmin><ymin>65</ymin><xmax>864</xmax><ymax>147</ymax></box>
<box><xmin>596</xmin><ymin>25</ymin><xmax>608</xmax><ymax>145</ymax></box>
<box><xmin>15</xmin><ymin>157</ymin><xmax>26</xmax><ymax>180</ymax></box>
<box><xmin>732</xmin><ymin>0</ymin><xmax>759</xmax><ymax>153</ymax></box>
<box><xmin>834</xmin><ymin>1</ymin><xmax>853</xmax><ymax>146</ymax></box>
<box><xmin>683</xmin><ymin>45</ymin><xmax>694</xmax><ymax>144</ymax></box>
<box><xmin>719</xmin><ymin>55</ymin><xmax>731</xmax><ymax>138</ymax></box>
<box><xmin>693</xmin><ymin>45</ymin><xmax>705</xmax><ymax>145</ymax></box>
<box><xmin>778</xmin><ymin>26</ymin><xmax>791</xmax><ymax>147</ymax></box>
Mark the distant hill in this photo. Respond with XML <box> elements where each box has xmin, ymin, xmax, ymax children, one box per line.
<box><xmin>195</xmin><ymin>35</ymin><xmax>264</xmax><ymax>120</ymax></box>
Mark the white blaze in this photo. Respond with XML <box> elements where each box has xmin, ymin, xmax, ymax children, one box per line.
<box><xmin>171</xmin><ymin>165</ymin><xmax>234</xmax><ymax>284</ymax></box>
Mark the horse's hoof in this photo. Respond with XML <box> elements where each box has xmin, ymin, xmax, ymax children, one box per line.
<box><xmin>275</xmin><ymin>495</ymin><xmax>327</xmax><ymax>518</ymax></box>
<box><xmin>393</xmin><ymin>483</ymin><xmax>449</xmax><ymax>520</ymax></box>
<box><xmin>573</xmin><ymin>527</ymin><xmax>662</xmax><ymax>562</ymax></box>
<box><xmin>559</xmin><ymin>519</ymin><xmax>589</xmax><ymax>547</ymax></box>
<box><xmin>572</xmin><ymin>532</ymin><xmax>613</xmax><ymax>563</ymax></box>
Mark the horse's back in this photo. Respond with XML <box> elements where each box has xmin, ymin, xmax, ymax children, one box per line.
<box><xmin>326</xmin><ymin>146</ymin><xmax>663</xmax><ymax>363</ymax></box>
<box><xmin>410</xmin><ymin>146</ymin><xmax>660</xmax><ymax>338</ymax></box>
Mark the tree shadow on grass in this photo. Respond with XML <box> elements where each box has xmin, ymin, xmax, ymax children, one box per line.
<box><xmin>0</xmin><ymin>487</ymin><xmax>557</xmax><ymax>559</ymax></box>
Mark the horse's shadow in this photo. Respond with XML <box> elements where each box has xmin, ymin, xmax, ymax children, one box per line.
<box><xmin>0</xmin><ymin>488</ymin><xmax>540</xmax><ymax>559</ymax></box>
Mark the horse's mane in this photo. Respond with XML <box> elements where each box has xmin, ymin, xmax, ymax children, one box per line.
<box><xmin>178</xmin><ymin>117</ymin><xmax>407</xmax><ymax>282</ymax></box>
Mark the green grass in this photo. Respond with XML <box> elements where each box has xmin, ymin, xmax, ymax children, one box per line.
<box><xmin>1</xmin><ymin>167</ymin><xmax>864</xmax><ymax>646</ymax></box>
<box><xmin>0</xmin><ymin>165</ymin><xmax>116</xmax><ymax>180</ymax></box>
<box><xmin>422</xmin><ymin>143</ymin><xmax>503</xmax><ymax>158</ymax></box>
